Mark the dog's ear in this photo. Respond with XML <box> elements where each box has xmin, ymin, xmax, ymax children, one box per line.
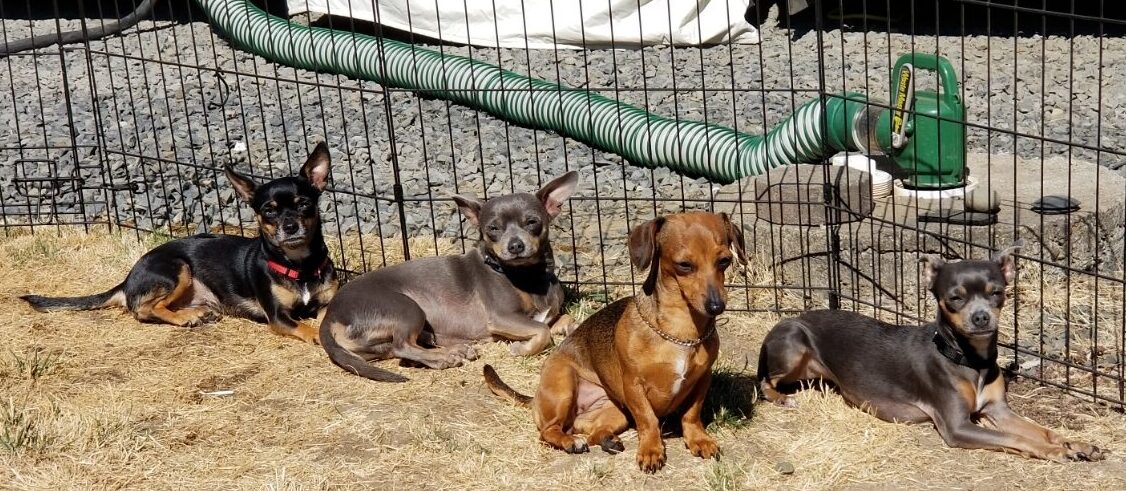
<box><xmin>919</xmin><ymin>254</ymin><xmax>946</xmax><ymax>291</ymax></box>
<box><xmin>452</xmin><ymin>194</ymin><xmax>484</xmax><ymax>226</ymax></box>
<box><xmin>224</xmin><ymin>164</ymin><xmax>257</xmax><ymax>203</ymax></box>
<box><xmin>719</xmin><ymin>212</ymin><xmax>747</xmax><ymax>265</ymax></box>
<box><xmin>993</xmin><ymin>239</ymin><xmax>1023</xmax><ymax>284</ymax></box>
<box><xmin>628</xmin><ymin>217</ymin><xmax>665</xmax><ymax>271</ymax></box>
<box><xmin>536</xmin><ymin>171</ymin><xmax>579</xmax><ymax>217</ymax></box>
<box><xmin>300</xmin><ymin>142</ymin><xmax>331</xmax><ymax>192</ymax></box>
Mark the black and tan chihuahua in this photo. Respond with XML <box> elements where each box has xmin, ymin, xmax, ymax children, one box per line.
<box><xmin>758</xmin><ymin>243</ymin><xmax>1104</xmax><ymax>462</ymax></box>
<box><xmin>21</xmin><ymin>143</ymin><xmax>338</xmax><ymax>344</ymax></box>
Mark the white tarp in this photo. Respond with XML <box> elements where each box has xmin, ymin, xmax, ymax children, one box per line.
<box><xmin>287</xmin><ymin>0</ymin><xmax>759</xmax><ymax>49</ymax></box>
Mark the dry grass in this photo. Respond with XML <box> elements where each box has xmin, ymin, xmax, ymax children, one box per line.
<box><xmin>1</xmin><ymin>228</ymin><xmax>1125</xmax><ymax>490</ymax></box>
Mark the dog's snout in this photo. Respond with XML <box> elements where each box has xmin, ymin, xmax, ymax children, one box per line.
<box><xmin>971</xmin><ymin>310</ymin><xmax>991</xmax><ymax>328</ymax></box>
<box><xmin>507</xmin><ymin>238</ymin><xmax>526</xmax><ymax>255</ymax></box>
<box><xmin>704</xmin><ymin>287</ymin><xmax>725</xmax><ymax>316</ymax></box>
<box><xmin>281</xmin><ymin>220</ymin><xmax>300</xmax><ymax>235</ymax></box>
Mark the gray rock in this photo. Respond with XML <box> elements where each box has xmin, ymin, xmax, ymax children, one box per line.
<box><xmin>752</xmin><ymin>164</ymin><xmax>873</xmax><ymax>226</ymax></box>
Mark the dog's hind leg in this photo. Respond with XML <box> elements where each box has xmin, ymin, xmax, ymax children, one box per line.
<box><xmin>360</xmin><ymin>291</ymin><xmax>472</xmax><ymax>369</ymax></box>
<box><xmin>533</xmin><ymin>354</ymin><xmax>588</xmax><ymax>454</ymax></box>
<box><xmin>320</xmin><ymin>319</ymin><xmax>408</xmax><ymax>382</ymax></box>
<box><xmin>130</xmin><ymin>262</ymin><xmax>219</xmax><ymax>327</ymax></box>
<box><xmin>757</xmin><ymin>319</ymin><xmax>821</xmax><ymax>407</ymax></box>
<box><xmin>573</xmin><ymin>400</ymin><xmax>629</xmax><ymax>454</ymax></box>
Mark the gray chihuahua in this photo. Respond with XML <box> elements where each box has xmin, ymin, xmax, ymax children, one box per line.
<box><xmin>320</xmin><ymin>171</ymin><xmax>579</xmax><ymax>382</ymax></box>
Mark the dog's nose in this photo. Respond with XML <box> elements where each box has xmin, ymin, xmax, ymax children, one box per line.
<box><xmin>507</xmin><ymin>239</ymin><xmax>526</xmax><ymax>255</ymax></box>
<box><xmin>704</xmin><ymin>286</ymin><xmax>725</xmax><ymax>316</ymax></box>
<box><xmin>705</xmin><ymin>298</ymin><xmax>725</xmax><ymax>316</ymax></box>
<box><xmin>971</xmin><ymin>310</ymin><xmax>991</xmax><ymax>328</ymax></box>
<box><xmin>282</xmin><ymin>221</ymin><xmax>300</xmax><ymax>234</ymax></box>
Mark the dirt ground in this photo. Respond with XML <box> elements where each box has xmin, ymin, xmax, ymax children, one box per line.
<box><xmin>1</xmin><ymin>228</ymin><xmax>1125</xmax><ymax>490</ymax></box>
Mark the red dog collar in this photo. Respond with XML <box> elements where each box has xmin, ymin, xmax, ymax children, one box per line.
<box><xmin>267</xmin><ymin>257</ymin><xmax>331</xmax><ymax>281</ymax></box>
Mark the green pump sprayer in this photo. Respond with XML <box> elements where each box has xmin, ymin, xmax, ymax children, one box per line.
<box><xmin>874</xmin><ymin>54</ymin><xmax>968</xmax><ymax>189</ymax></box>
<box><xmin>820</xmin><ymin>53</ymin><xmax>968</xmax><ymax>189</ymax></box>
<box><xmin>193</xmin><ymin>0</ymin><xmax>967</xmax><ymax>189</ymax></box>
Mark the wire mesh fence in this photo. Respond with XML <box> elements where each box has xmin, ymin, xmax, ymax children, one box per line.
<box><xmin>0</xmin><ymin>0</ymin><xmax>1123</xmax><ymax>406</ymax></box>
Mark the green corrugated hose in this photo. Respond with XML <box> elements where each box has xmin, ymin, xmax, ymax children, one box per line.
<box><xmin>194</xmin><ymin>0</ymin><xmax>869</xmax><ymax>184</ymax></box>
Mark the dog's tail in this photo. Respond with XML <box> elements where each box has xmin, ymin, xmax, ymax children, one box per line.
<box><xmin>319</xmin><ymin>322</ymin><xmax>409</xmax><ymax>383</ymax></box>
<box><xmin>20</xmin><ymin>282</ymin><xmax>126</xmax><ymax>312</ymax></box>
<box><xmin>483</xmin><ymin>364</ymin><xmax>532</xmax><ymax>407</ymax></box>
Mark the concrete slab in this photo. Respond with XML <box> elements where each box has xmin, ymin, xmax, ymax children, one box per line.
<box><xmin>715</xmin><ymin>152</ymin><xmax>1126</xmax><ymax>274</ymax></box>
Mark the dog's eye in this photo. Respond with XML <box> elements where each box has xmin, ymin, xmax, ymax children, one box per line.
<box><xmin>487</xmin><ymin>224</ymin><xmax>501</xmax><ymax>233</ymax></box>
<box><xmin>992</xmin><ymin>290</ymin><xmax>1004</xmax><ymax>299</ymax></box>
<box><xmin>717</xmin><ymin>257</ymin><xmax>732</xmax><ymax>269</ymax></box>
<box><xmin>675</xmin><ymin>261</ymin><xmax>695</xmax><ymax>273</ymax></box>
<box><xmin>525</xmin><ymin>218</ymin><xmax>539</xmax><ymax>227</ymax></box>
<box><xmin>262</xmin><ymin>206</ymin><xmax>277</xmax><ymax>217</ymax></box>
<box><xmin>948</xmin><ymin>296</ymin><xmax>963</xmax><ymax>304</ymax></box>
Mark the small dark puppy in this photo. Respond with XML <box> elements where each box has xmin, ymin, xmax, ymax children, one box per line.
<box><xmin>21</xmin><ymin>143</ymin><xmax>338</xmax><ymax>344</ymax></box>
<box><xmin>320</xmin><ymin>171</ymin><xmax>579</xmax><ymax>382</ymax></box>
<box><xmin>758</xmin><ymin>243</ymin><xmax>1105</xmax><ymax>462</ymax></box>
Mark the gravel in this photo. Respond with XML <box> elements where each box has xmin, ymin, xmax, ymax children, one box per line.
<box><xmin>0</xmin><ymin>11</ymin><xmax>1123</xmax><ymax>247</ymax></box>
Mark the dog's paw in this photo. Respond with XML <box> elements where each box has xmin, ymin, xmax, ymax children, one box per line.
<box><xmin>294</xmin><ymin>323</ymin><xmax>320</xmax><ymax>344</ymax></box>
<box><xmin>599</xmin><ymin>435</ymin><xmax>625</xmax><ymax>454</ymax></box>
<box><xmin>452</xmin><ymin>344</ymin><xmax>478</xmax><ymax>361</ymax></box>
<box><xmin>636</xmin><ymin>444</ymin><xmax>666</xmax><ymax>473</ymax></box>
<box><xmin>550</xmin><ymin>314</ymin><xmax>580</xmax><ymax>337</ymax></box>
<box><xmin>509</xmin><ymin>334</ymin><xmax>551</xmax><ymax>356</ymax></box>
<box><xmin>436</xmin><ymin>352</ymin><xmax>468</xmax><ymax>369</ymax></box>
<box><xmin>770</xmin><ymin>395</ymin><xmax>798</xmax><ymax>408</ymax></box>
<box><xmin>1063</xmin><ymin>441</ymin><xmax>1105</xmax><ymax>462</ymax></box>
<box><xmin>181</xmin><ymin>312</ymin><xmax>217</xmax><ymax>328</ymax></box>
<box><xmin>563</xmin><ymin>435</ymin><xmax>589</xmax><ymax>454</ymax></box>
<box><xmin>686</xmin><ymin>434</ymin><xmax>720</xmax><ymax>460</ymax></box>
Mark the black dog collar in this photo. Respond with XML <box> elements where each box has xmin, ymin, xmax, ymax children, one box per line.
<box><xmin>482</xmin><ymin>253</ymin><xmax>505</xmax><ymax>274</ymax></box>
<box><xmin>932</xmin><ymin>330</ymin><xmax>977</xmax><ymax>369</ymax></box>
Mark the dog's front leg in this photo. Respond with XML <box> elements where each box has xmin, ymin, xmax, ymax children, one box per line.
<box><xmin>620</xmin><ymin>374</ymin><xmax>665</xmax><ymax>473</ymax></box>
<box><xmin>978</xmin><ymin>401</ymin><xmax>1104</xmax><ymax>462</ymax></box>
<box><xmin>974</xmin><ymin>373</ymin><xmax>1104</xmax><ymax>461</ymax></box>
<box><xmin>487</xmin><ymin>313</ymin><xmax>553</xmax><ymax>356</ymax></box>
<box><xmin>266</xmin><ymin>307</ymin><xmax>320</xmax><ymax>345</ymax></box>
<box><xmin>933</xmin><ymin>407</ymin><xmax>1096</xmax><ymax>462</ymax></box>
<box><xmin>680</xmin><ymin>371</ymin><xmax>719</xmax><ymax>460</ymax></box>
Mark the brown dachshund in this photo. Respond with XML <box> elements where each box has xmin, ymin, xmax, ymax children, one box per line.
<box><xmin>485</xmin><ymin>211</ymin><xmax>746</xmax><ymax>473</ymax></box>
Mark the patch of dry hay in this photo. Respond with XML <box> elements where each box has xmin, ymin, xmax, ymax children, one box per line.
<box><xmin>0</xmin><ymin>228</ymin><xmax>1124</xmax><ymax>490</ymax></box>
